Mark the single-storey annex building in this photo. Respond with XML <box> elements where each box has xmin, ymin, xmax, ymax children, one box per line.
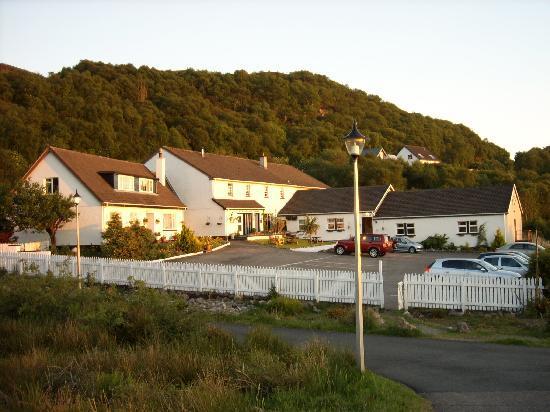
<box><xmin>144</xmin><ymin>147</ymin><xmax>328</xmax><ymax>237</ymax></box>
<box><xmin>278</xmin><ymin>185</ymin><xmax>393</xmax><ymax>241</ymax></box>
<box><xmin>16</xmin><ymin>146</ymin><xmax>186</xmax><ymax>246</ymax></box>
<box><xmin>372</xmin><ymin>184</ymin><xmax>523</xmax><ymax>246</ymax></box>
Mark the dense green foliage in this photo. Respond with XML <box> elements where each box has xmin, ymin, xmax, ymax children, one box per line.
<box><xmin>527</xmin><ymin>249</ymin><xmax>550</xmax><ymax>287</ymax></box>
<box><xmin>0</xmin><ymin>273</ymin><xmax>430</xmax><ymax>411</ymax></box>
<box><xmin>0</xmin><ymin>61</ymin><xmax>548</xmax><ymax>236</ymax></box>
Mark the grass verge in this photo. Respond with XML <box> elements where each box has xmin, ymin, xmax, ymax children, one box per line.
<box><xmin>0</xmin><ymin>272</ymin><xmax>430</xmax><ymax>411</ymax></box>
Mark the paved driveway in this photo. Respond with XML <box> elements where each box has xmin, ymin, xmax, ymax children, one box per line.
<box><xmin>181</xmin><ymin>241</ymin><xmax>477</xmax><ymax>309</ymax></box>
<box><xmin>220</xmin><ymin>323</ymin><xmax>550</xmax><ymax>412</ymax></box>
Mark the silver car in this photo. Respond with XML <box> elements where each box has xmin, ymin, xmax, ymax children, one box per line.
<box><xmin>497</xmin><ymin>242</ymin><xmax>545</xmax><ymax>256</ymax></box>
<box><xmin>479</xmin><ymin>255</ymin><xmax>528</xmax><ymax>276</ymax></box>
<box><xmin>425</xmin><ymin>258</ymin><xmax>520</xmax><ymax>278</ymax></box>
<box><xmin>393</xmin><ymin>236</ymin><xmax>423</xmax><ymax>253</ymax></box>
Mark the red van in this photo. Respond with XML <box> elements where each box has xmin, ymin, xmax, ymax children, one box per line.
<box><xmin>334</xmin><ymin>234</ymin><xmax>394</xmax><ymax>257</ymax></box>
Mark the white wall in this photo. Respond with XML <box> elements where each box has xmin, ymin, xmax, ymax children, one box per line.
<box><xmin>373</xmin><ymin>214</ymin><xmax>507</xmax><ymax>247</ymax></box>
<box><xmin>396</xmin><ymin>147</ymin><xmax>416</xmax><ymax>165</ymax></box>
<box><xmin>145</xmin><ymin>151</ymin><xmax>225</xmax><ymax>236</ymax></box>
<box><xmin>286</xmin><ymin>212</ymin><xmax>375</xmax><ymax>241</ymax></box>
<box><xmin>102</xmin><ymin>206</ymin><xmax>184</xmax><ymax>239</ymax></box>
<box><xmin>15</xmin><ymin>152</ymin><xmax>103</xmax><ymax>246</ymax></box>
<box><xmin>505</xmin><ymin>189</ymin><xmax>523</xmax><ymax>242</ymax></box>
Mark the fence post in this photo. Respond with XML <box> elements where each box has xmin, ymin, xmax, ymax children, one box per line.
<box><xmin>522</xmin><ymin>278</ymin><xmax>528</xmax><ymax>308</ymax></box>
<box><xmin>234</xmin><ymin>270</ymin><xmax>239</xmax><ymax>297</ymax></box>
<box><xmin>72</xmin><ymin>258</ymin><xmax>76</xmax><ymax>278</ymax></box>
<box><xmin>274</xmin><ymin>270</ymin><xmax>279</xmax><ymax>293</ymax></box>
<box><xmin>403</xmin><ymin>276</ymin><xmax>408</xmax><ymax>311</ymax></box>
<box><xmin>314</xmin><ymin>270</ymin><xmax>319</xmax><ymax>303</ymax></box>
<box><xmin>198</xmin><ymin>268</ymin><xmax>203</xmax><ymax>292</ymax></box>
<box><xmin>379</xmin><ymin>260</ymin><xmax>384</xmax><ymax>309</ymax></box>
<box><xmin>460</xmin><ymin>277</ymin><xmax>466</xmax><ymax>312</ymax></box>
<box><xmin>397</xmin><ymin>281</ymin><xmax>404</xmax><ymax>310</ymax></box>
<box><xmin>162</xmin><ymin>262</ymin><xmax>167</xmax><ymax>289</ymax></box>
<box><xmin>99</xmin><ymin>260</ymin><xmax>104</xmax><ymax>284</ymax></box>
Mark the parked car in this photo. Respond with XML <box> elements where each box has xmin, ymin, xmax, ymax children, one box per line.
<box><xmin>478</xmin><ymin>251</ymin><xmax>530</xmax><ymax>264</ymax></box>
<box><xmin>392</xmin><ymin>236</ymin><xmax>423</xmax><ymax>253</ymax></box>
<box><xmin>496</xmin><ymin>242</ymin><xmax>545</xmax><ymax>256</ymax></box>
<box><xmin>425</xmin><ymin>258</ymin><xmax>520</xmax><ymax>278</ymax></box>
<box><xmin>334</xmin><ymin>234</ymin><xmax>394</xmax><ymax>257</ymax></box>
<box><xmin>479</xmin><ymin>254</ymin><xmax>528</xmax><ymax>276</ymax></box>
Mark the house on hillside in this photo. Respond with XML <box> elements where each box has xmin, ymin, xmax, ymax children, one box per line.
<box><xmin>144</xmin><ymin>148</ymin><xmax>328</xmax><ymax>236</ymax></box>
<box><xmin>397</xmin><ymin>145</ymin><xmax>440</xmax><ymax>165</ymax></box>
<box><xmin>16</xmin><ymin>147</ymin><xmax>186</xmax><ymax>246</ymax></box>
<box><xmin>363</xmin><ymin>147</ymin><xmax>389</xmax><ymax>160</ymax></box>
<box><xmin>372</xmin><ymin>185</ymin><xmax>522</xmax><ymax>246</ymax></box>
<box><xmin>278</xmin><ymin>185</ymin><xmax>394</xmax><ymax>241</ymax></box>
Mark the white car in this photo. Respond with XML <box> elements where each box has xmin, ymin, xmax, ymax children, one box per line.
<box><xmin>479</xmin><ymin>255</ymin><xmax>528</xmax><ymax>276</ymax></box>
<box><xmin>425</xmin><ymin>258</ymin><xmax>520</xmax><ymax>278</ymax></box>
<box><xmin>496</xmin><ymin>242</ymin><xmax>545</xmax><ymax>256</ymax></box>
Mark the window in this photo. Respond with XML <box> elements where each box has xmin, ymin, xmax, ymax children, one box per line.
<box><xmin>163</xmin><ymin>213</ymin><xmax>176</xmax><ymax>230</ymax></box>
<box><xmin>407</xmin><ymin>154</ymin><xmax>413</xmax><ymax>160</ymax></box>
<box><xmin>328</xmin><ymin>218</ymin><xmax>344</xmax><ymax>231</ymax></box>
<box><xmin>458</xmin><ymin>220</ymin><xmax>478</xmax><ymax>234</ymax></box>
<box><xmin>510</xmin><ymin>244</ymin><xmax>524</xmax><ymax>250</ymax></box>
<box><xmin>227</xmin><ymin>182</ymin><xmax>234</xmax><ymax>197</ymax></box>
<box><xmin>442</xmin><ymin>260</ymin><xmax>465</xmax><ymax>269</ymax></box>
<box><xmin>139</xmin><ymin>178</ymin><xmax>154</xmax><ymax>193</ymax></box>
<box><xmin>396</xmin><ymin>223</ymin><xmax>415</xmax><ymax>236</ymax></box>
<box><xmin>118</xmin><ymin>175</ymin><xmax>135</xmax><ymax>191</ymax></box>
<box><xmin>280</xmin><ymin>188</ymin><xmax>285</xmax><ymax>199</ymax></box>
<box><xmin>45</xmin><ymin>177</ymin><xmax>59</xmax><ymax>194</ymax></box>
<box><xmin>245</xmin><ymin>184</ymin><xmax>251</xmax><ymax>197</ymax></box>
<box><xmin>264</xmin><ymin>186</ymin><xmax>269</xmax><ymax>198</ymax></box>
<box><xmin>501</xmin><ymin>257</ymin><xmax>521</xmax><ymax>268</ymax></box>
<box><xmin>298</xmin><ymin>218</ymin><xmax>306</xmax><ymax>231</ymax></box>
<box><xmin>367</xmin><ymin>235</ymin><xmax>382</xmax><ymax>242</ymax></box>
<box><xmin>485</xmin><ymin>257</ymin><xmax>499</xmax><ymax>266</ymax></box>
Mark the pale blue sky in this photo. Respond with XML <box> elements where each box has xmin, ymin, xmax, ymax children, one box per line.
<box><xmin>1</xmin><ymin>0</ymin><xmax>549</xmax><ymax>156</ymax></box>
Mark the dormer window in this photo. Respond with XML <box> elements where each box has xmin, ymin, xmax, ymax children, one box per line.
<box><xmin>118</xmin><ymin>175</ymin><xmax>135</xmax><ymax>191</ymax></box>
<box><xmin>139</xmin><ymin>178</ymin><xmax>154</xmax><ymax>193</ymax></box>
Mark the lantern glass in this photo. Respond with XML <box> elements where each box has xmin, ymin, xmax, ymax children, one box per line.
<box><xmin>344</xmin><ymin>136</ymin><xmax>366</xmax><ymax>157</ymax></box>
<box><xmin>74</xmin><ymin>190</ymin><xmax>81</xmax><ymax>205</ymax></box>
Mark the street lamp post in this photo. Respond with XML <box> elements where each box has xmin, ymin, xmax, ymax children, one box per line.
<box><xmin>74</xmin><ymin>190</ymin><xmax>82</xmax><ymax>289</ymax></box>
<box><xmin>343</xmin><ymin>120</ymin><xmax>367</xmax><ymax>372</ymax></box>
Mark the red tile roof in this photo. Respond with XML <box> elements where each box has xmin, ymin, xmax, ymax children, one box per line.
<box><xmin>25</xmin><ymin>147</ymin><xmax>185</xmax><ymax>209</ymax></box>
<box><xmin>164</xmin><ymin>147</ymin><xmax>328</xmax><ymax>188</ymax></box>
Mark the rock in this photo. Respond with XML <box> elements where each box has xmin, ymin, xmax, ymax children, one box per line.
<box><xmin>457</xmin><ymin>321</ymin><xmax>470</xmax><ymax>333</ymax></box>
<box><xmin>312</xmin><ymin>306</ymin><xmax>321</xmax><ymax>313</ymax></box>
<box><xmin>397</xmin><ymin>317</ymin><xmax>416</xmax><ymax>331</ymax></box>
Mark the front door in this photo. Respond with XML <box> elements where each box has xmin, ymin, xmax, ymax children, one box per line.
<box><xmin>362</xmin><ymin>217</ymin><xmax>373</xmax><ymax>234</ymax></box>
<box><xmin>146</xmin><ymin>213</ymin><xmax>155</xmax><ymax>232</ymax></box>
<box><xmin>242</xmin><ymin>213</ymin><xmax>253</xmax><ymax>235</ymax></box>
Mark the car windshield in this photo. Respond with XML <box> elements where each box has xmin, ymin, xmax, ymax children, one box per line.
<box><xmin>481</xmin><ymin>260</ymin><xmax>499</xmax><ymax>271</ymax></box>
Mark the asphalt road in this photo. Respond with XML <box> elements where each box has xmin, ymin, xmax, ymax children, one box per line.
<box><xmin>220</xmin><ymin>323</ymin><xmax>550</xmax><ymax>412</ymax></box>
<box><xmin>181</xmin><ymin>241</ymin><xmax>478</xmax><ymax>309</ymax></box>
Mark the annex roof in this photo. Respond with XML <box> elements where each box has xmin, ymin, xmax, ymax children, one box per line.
<box><xmin>25</xmin><ymin>146</ymin><xmax>186</xmax><ymax>209</ymax></box>
<box><xmin>404</xmin><ymin>145</ymin><xmax>439</xmax><ymax>161</ymax></box>
<box><xmin>212</xmin><ymin>199</ymin><xmax>265</xmax><ymax>210</ymax></box>
<box><xmin>375</xmin><ymin>185</ymin><xmax>516</xmax><ymax>218</ymax></box>
<box><xmin>163</xmin><ymin>147</ymin><xmax>328</xmax><ymax>188</ymax></box>
<box><xmin>278</xmin><ymin>185</ymin><xmax>392</xmax><ymax>215</ymax></box>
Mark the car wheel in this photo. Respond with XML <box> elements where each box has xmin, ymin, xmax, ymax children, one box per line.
<box><xmin>335</xmin><ymin>246</ymin><xmax>346</xmax><ymax>255</ymax></box>
<box><xmin>408</xmin><ymin>246</ymin><xmax>416</xmax><ymax>253</ymax></box>
<box><xmin>368</xmin><ymin>248</ymin><xmax>379</xmax><ymax>258</ymax></box>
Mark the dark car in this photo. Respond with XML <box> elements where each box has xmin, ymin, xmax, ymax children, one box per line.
<box><xmin>334</xmin><ymin>234</ymin><xmax>393</xmax><ymax>257</ymax></box>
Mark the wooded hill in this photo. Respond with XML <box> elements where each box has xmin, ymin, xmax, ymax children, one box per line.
<box><xmin>0</xmin><ymin>61</ymin><xmax>548</xmax><ymax>236</ymax></box>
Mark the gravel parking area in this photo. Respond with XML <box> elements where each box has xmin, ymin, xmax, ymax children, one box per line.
<box><xmin>179</xmin><ymin>240</ymin><xmax>479</xmax><ymax>309</ymax></box>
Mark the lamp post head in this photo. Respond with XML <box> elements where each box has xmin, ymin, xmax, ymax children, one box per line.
<box><xmin>343</xmin><ymin>120</ymin><xmax>367</xmax><ymax>157</ymax></box>
<box><xmin>74</xmin><ymin>189</ymin><xmax>81</xmax><ymax>205</ymax></box>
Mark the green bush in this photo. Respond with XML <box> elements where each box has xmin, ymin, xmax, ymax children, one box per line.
<box><xmin>421</xmin><ymin>234</ymin><xmax>448</xmax><ymax>250</ymax></box>
<box><xmin>265</xmin><ymin>296</ymin><xmax>304</xmax><ymax>316</ymax></box>
<box><xmin>491</xmin><ymin>228</ymin><xmax>506</xmax><ymax>250</ymax></box>
<box><xmin>527</xmin><ymin>248</ymin><xmax>550</xmax><ymax>287</ymax></box>
<box><xmin>171</xmin><ymin>224</ymin><xmax>202</xmax><ymax>254</ymax></box>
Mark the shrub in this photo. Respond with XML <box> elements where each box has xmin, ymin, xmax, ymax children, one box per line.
<box><xmin>266</xmin><ymin>283</ymin><xmax>280</xmax><ymax>300</ymax></box>
<box><xmin>421</xmin><ymin>234</ymin><xmax>448</xmax><ymax>250</ymax></box>
<box><xmin>527</xmin><ymin>248</ymin><xmax>550</xmax><ymax>288</ymax></box>
<box><xmin>171</xmin><ymin>224</ymin><xmax>202</xmax><ymax>254</ymax></box>
<box><xmin>265</xmin><ymin>296</ymin><xmax>304</xmax><ymax>316</ymax></box>
<box><xmin>491</xmin><ymin>228</ymin><xmax>506</xmax><ymax>250</ymax></box>
<box><xmin>477</xmin><ymin>223</ymin><xmax>488</xmax><ymax>247</ymax></box>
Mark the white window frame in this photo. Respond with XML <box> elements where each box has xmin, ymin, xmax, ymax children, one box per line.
<box><xmin>44</xmin><ymin>177</ymin><xmax>59</xmax><ymax>194</ymax></box>
<box><xmin>457</xmin><ymin>220</ymin><xmax>478</xmax><ymax>234</ymax></box>
<box><xmin>139</xmin><ymin>178</ymin><xmax>154</xmax><ymax>193</ymax></box>
<box><xmin>245</xmin><ymin>184</ymin><xmax>251</xmax><ymax>197</ymax></box>
<box><xmin>327</xmin><ymin>218</ymin><xmax>344</xmax><ymax>232</ymax></box>
<box><xmin>264</xmin><ymin>185</ymin><xmax>269</xmax><ymax>198</ymax></box>
<box><xmin>163</xmin><ymin>213</ymin><xmax>176</xmax><ymax>231</ymax></box>
<box><xmin>397</xmin><ymin>222</ymin><xmax>415</xmax><ymax>236</ymax></box>
<box><xmin>298</xmin><ymin>218</ymin><xmax>306</xmax><ymax>231</ymax></box>
<box><xmin>228</xmin><ymin>182</ymin><xmax>234</xmax><ymax>197</ymax></box>
<box><xmin>118</xmin><ymin>175</ymin><xmax>135</xmax><ymax>191</ymax></box>
<box><xmin>280</xmin><ymin>188</ymin><xmax>285</xmax><ymax>199</ymax></box>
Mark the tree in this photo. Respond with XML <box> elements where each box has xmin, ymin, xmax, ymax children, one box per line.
<box><xmin>302</xmin><ymin>215</ymin><xmax>319</xmax><ymax>243</ymax></box>
<box><xmin>476</xmin><ymin>223</ymin><xmax>488</xmax><ymax>248</ymax></box>
<box><xmin>490</xmin><ymin>229</ymin><xmax>506</xmax><ymax>250</ymax></box>
<box><xmin>8</xmin><ymin>181</ymin><xmax>76</xmax><ymax>252</ymax></box>
<box><xmin>171</xmin><ymin>223</ymin><xmax>202</xmax><ymax>253</ymax></box>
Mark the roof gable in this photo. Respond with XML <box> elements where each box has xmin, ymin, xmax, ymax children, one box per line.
<box><xmin>375</xmin><ymin>185</ymin><xmax>515</xmax><ymax>218</ymax></box>
<box><xmin>163</xmin><ymin>147</ymin><xmax>328</xmax><ymax>188</ymax></box>
<box><xmin>403</xmin><ymin>145</ymin><xmax>439</xmax><ymax>161</ymax></box>
<box><xmin>25</xmin><ymin>147</ymin><xmax>185</xmax><ymax>209</ymax></box>
<box><xmin>279</xmin><ymin>185</ymin><xmax>393</xmax><ymax>215</ymax></box>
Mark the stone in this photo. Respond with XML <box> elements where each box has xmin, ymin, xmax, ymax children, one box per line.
<box><xmin>312</xmin><ymin>306</ymin><xmax>321</xmax><ymax>313</ymax></box>
<box><xmin>397</xmin><ymin>317</ymin><xmax>416</xmax><ymax>331</ymax></box>
<box><xmin>457</xmin><ymin>321</ymin><xmax>470</xmax><ymax>333</ymax></box>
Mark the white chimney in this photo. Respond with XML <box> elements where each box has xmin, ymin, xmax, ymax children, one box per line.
<box><xmin>201</xmin><ymin>148</ymin><xmax>205</xmax><ymax>158</ymax></box>
<box><xmin>156</xmin><ymin>148</ymin><xmax>166</xmax><ymax>186</ymax></box>
<box><xmin>259</xmin><ymin>153</ymin><xmax>268</xmax><ymax>169</ymax></box>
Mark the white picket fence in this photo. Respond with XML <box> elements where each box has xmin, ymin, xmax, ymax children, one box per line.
<box><xmin>0</xmin><ymin>252</ymin><xmax>384</xmax><ymax>307</ymax></box>
<box><xmin>398</xmin><ymin>273</ymin><xmax>544</xmax><ymax>312</ymax></box>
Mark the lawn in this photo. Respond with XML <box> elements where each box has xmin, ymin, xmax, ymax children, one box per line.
<box><xmin>0</xmin><ymin>272</ymin><xmax>431</xmax><ymax>411</ymax></box>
